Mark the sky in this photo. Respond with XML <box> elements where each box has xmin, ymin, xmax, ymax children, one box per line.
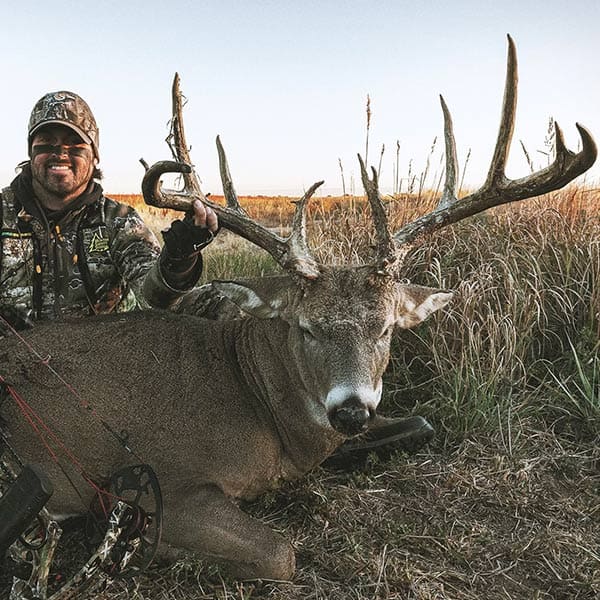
<box><xmin>0</xmin><ymin>0</ymin><xmax>598</xmax><ymax>196</ymax></box>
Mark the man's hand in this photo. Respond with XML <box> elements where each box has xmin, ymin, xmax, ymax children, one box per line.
<box><xmin>161</xmin><ymin>200</ymin><xmax>219</xmax><ymax>268</ymax></box>
<box><xmin>191</xmin><ymin>199</ymin><xmax>218</xmax><ymax>233</ymax></box>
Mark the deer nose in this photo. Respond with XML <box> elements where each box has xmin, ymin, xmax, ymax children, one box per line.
<box><xmin>328</xmin><ymin>395</ymin><xmax>372</xmax><ymax>436</ymax></box>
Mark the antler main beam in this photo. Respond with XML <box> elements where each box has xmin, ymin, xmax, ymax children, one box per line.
<box><xmin>142</xmin><ymin>160</ymin><xmax>323</xmax><ymax>278</ymax></box>
<box><xmin>391</xmin><ymin>35</ymin><xmax>597</xmax><ymax>246</ymax></box>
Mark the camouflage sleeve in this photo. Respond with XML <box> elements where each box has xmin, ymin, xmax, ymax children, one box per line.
<box><xmin>142</xmin><ymin>249</ymin><xmax>203</xmax><ymax>308</ymax></box>
<box><xmin>105</xmin><ymin>201</ymin><xmax>200</xmax><ymax>310</ymax></box>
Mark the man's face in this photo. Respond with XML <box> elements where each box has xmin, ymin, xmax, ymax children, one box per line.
<box><xmin>30</xmin><ymin>124</ymin><xmax>95</xmax><ymax>203</ymax></box>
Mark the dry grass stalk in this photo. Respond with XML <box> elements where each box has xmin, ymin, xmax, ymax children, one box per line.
<box><xmin>377</xmin><ymin>143</ymin><xmax>385</xmax><ymax>179</ymax></box>
<box><xmin>520</xmin><ymin>139</ymin><xmax>535</xmax><ymax>173</ymax></box>
<box><xmin>394</xmin><ymin>140</ymin><xmax>401</xmax><ymax>196</ymax></box>
<box><xmin>338</xmin><ymin>158</ymin><xmax>346</xmax><ymax>197</ymax></box>
<box><xmin>459</xmin><ymin>147</ymin><xmax>471</xmax><ymax>195</ymax></box>
<box><xmin>365</xmin><ymin>94</ymin><xmax>372</xmax><ymax>166</ymax></box>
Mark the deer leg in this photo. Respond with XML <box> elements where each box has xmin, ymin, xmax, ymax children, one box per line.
<box><xmin>162</xmin><ymin>485</ymin><xmax>295</xmax><ymax>580</ymax></box>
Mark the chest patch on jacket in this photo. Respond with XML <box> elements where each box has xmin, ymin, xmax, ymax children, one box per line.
<box><xmin>82</xmin><ymin>226</ymin><xmax>110</xmax><ymax>255</ymax></box>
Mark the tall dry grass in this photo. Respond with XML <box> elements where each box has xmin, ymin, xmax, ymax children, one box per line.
<box><xmin>113</xmin><ymin>185</ymin><xmax>600</xmax><ymax>443</ymax></box>
<box><xmin>2</xmin><ymin>186</ymin><xmax>594</xmax><ymax>600</ymax></box>
<box><xmin>100</xmin><ymin>184</ymin><xmax>600</xmax><ymax>600</ymax></box>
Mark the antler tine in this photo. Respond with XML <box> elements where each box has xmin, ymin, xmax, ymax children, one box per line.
<box><xmin>214</xmin><ymin>135</ymin><xmax>321</xmax><ymax>279</ymax></box>
<box><xmin>170</xmin><ymin>73</ymin><xmax>206</xmax><ymax>199</ymax></box>
<box><xmin>358</xmin><ymin>154</ymin><xmax>398</xmax><ymax>273</ymax></box>
<box><xmin>438</xmin><ymin>94</ymin><xmax>458</xmax><ymax>209</ymax></box>
<box><xmin>142</xmin><ymin>160</ymin><xmax>200</xmax><ymax>211</ymax></box>
<box><xmin>484</xmin><ymin>34</ymin><xmax>518</xmax><ymax>188</ymax></box>
<box><xmin>393</xmin><ymin>35</ymin><xmax>597</xmax><ymax>247</ymax></box>
<box><xmin>288</xmin><ymin>181</ymin><xmax>324</xmax><ymax>278</ymax></box>
<box><xmin>216</xmin><ymin>134</ymin><xmax>248</xmax><ymax>216</ymax></box>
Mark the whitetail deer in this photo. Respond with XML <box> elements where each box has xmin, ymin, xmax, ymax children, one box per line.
<box><xmin>1</xmin><ymin>36</ymin><xmax>596</xmax><ymax>580</ymax></box>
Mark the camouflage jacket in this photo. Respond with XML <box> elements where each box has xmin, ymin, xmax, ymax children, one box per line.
<box><xmin>0</xmin><ymin>178</ymin><xmax>200</xmax><ymax>329</ymax></box>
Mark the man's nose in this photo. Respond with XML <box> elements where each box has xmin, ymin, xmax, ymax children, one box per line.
<box><xmin>49</xmin><ymin>145</ymin><xmax>69</xmax><ymax>157</ymax></box>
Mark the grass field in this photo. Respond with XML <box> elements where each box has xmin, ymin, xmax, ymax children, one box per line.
<box><xmin>2</xmin><ymin>186</ymin><xmax>599</xmax><ymax>599</ymax></box>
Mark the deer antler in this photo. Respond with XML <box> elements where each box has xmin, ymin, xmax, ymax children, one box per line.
<box><xmin>387</xmin><ymin>35</ymin><xmax>597</xmax><ymax>247</ymax></box>
<box><xmin>167</xmin><ymin>73</ymin><xmax>205</xmax><ymax>198</ymax></box>
<box><xmin>142</xmin><ymin>74</ymin><xmax>322</xmax><ymax>280</ymax></box>
<box><xmin>358</xmin><ymin>155</ymin><xmax>399</xmax><ymax>274</ymax></box>
<box><xmin>144</xmin><ymin>37</ymin><xmax>595</xmax><ymax>279</ymax></box>
<box><xmin>358</xmin><ymin>35</ymin><xmax>596</xmax><ymax>272</ymax></box>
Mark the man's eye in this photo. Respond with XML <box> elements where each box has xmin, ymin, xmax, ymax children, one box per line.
<box><xmin>67</xmin><ymin>146</ymin><xmax>89</xmax><ymax>157</ymax></box>
<box><xmin>31</xmin><ymin>144</ymin><xmax>88</xmax><ymax>157</ymax></box>
<box><xmin>31</xmin><ymin>144</ymin><xmax>57</xmax><ymax>155</ymax></box>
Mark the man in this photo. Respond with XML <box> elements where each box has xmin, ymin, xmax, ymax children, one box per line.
<box><xmin>0</xmin><ymin>90</ymin><xmax>217</xmax><ymax>330</ymax></box>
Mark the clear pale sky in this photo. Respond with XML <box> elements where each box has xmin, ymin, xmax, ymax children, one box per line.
<box><xmin>1</xmin><ymin>0</ymin><xmax>598</xmax><ymax>196</ymax></box>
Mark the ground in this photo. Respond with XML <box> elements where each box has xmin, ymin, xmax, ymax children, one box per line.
<box><xmin>3</xmin><ymin>422</ymin><xmax>597</xmax><ymax>600</ymax></box>
<box><xmin>2</xmin><ymin>193</ymin><xmax>599</xmax><ymax>598</ymax></box>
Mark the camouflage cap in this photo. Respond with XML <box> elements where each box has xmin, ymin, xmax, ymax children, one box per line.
<box><xmin>28</xmin><ymin>91</ymin><xmax>100</xmax><ymax>160</ymax></box>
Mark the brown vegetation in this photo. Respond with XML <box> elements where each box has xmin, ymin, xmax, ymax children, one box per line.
<box><xmin>2</xmin><ymin>185</ymin><xmax>599</xmax><ymax>599</ymax></box>
<box><xmin>109</xmin><ymin>185</ymin><xmax>600</xmax><ymax>599</ymax></box>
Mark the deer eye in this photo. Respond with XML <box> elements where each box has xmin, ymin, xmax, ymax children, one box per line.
<box><xmin>379</xmin><ymin>325</ymin><xmax>393</xmax><ymax>339</ymax></box>
<box><xmin>300</xmin><ymin>325</ymin><xmax>316</xmax><ymax>341</ymax></box>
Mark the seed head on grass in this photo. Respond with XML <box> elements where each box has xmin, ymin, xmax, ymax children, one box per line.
<box><xmin>365</xmin><ymin>94</ymin><xmax>371</xmax><ymax>166</ymax></box>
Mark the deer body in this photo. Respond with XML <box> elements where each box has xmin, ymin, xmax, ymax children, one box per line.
<box><xmin>3</xmin><ymin>313</ymin><xmax>337</xmax><ymax>497</ymax></box>
<box><xmin>2</xmin><ymin>269</ymin><xmax>451</xmax><ymax>578</ymax></box>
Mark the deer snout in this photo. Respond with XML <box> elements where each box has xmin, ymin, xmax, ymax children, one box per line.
<box><xmin>327</xmin><ymin>395</ymin><xmax>373</xmax><ymax>437</ymax></box>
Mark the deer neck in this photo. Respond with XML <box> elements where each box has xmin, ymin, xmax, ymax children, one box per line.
<box><xmin>227</xmin><ymin>317</ymin><xmax>342</xmax><ymax>477</ymax></box>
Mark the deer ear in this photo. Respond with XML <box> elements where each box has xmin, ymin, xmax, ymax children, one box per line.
<box><xmin>395</xmin><ymin>284</ymin><xmax>453</xmax><ymax>329</ymax></box>
<box><xmin>212</xmin><ymin>277</ymin><xmax>294</xmax><ymax>319</ymax></box>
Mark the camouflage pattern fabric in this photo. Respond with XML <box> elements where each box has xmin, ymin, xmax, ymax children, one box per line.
<box><xmin>172</xmin><ymin>282</ymin><xmax>245</xmax><ymax>321</ymax></box>
<box><xmin>0</xmin><ymin>186</ymin><xmax>194</xmax><ymax>330</ymax></box>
